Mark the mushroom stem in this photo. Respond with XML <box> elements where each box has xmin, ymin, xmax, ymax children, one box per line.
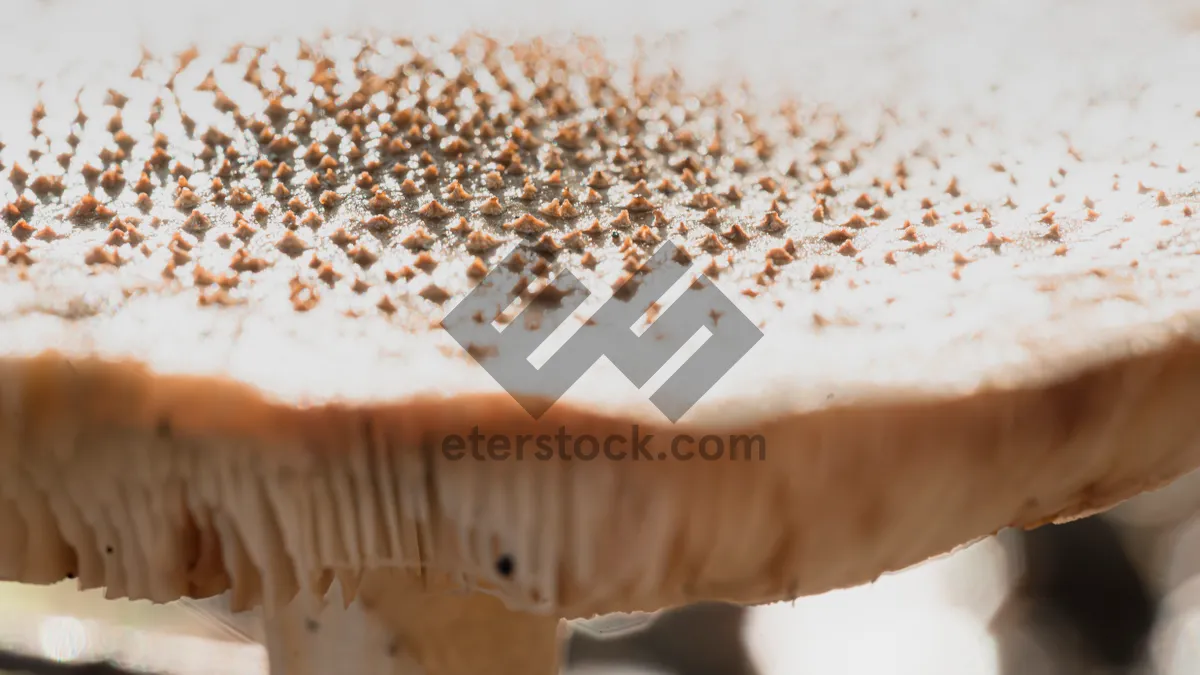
<box><xmin>264</xmin><ymin>571</ymin><xmax>563</xmax><ymax>675</ymax></box>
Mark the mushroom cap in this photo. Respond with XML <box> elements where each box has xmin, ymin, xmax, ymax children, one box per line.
<box><xmin>2</xmin><ymin>3</ymin><xmax>1200</xmax><ymax>623</ymax></box>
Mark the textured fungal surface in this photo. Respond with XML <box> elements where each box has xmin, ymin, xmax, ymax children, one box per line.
<box><xmin>2</xmin><ymin>0</ymin><xmax>1200</xmax><ymax>626</ymax></box>
<box><xmin>1</xmin><ymin>30</ymin><xmax>1199</xmax><ymax>412</ymax></box>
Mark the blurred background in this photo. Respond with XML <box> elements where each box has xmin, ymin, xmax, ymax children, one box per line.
<box><xmin>3</xmin><ymin>0</ymin><xmax>1200</xmax><ymax>672</ymax></box>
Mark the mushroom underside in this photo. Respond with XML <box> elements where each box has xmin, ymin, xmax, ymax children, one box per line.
<box><xmin>1</xmin><ymin>336</ymin><xmax>1200</xmax><ymax>675</ymax></box>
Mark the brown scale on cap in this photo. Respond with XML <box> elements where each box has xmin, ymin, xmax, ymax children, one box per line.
<box><xmin>399</xmin><ymin>178</ymin><xmax>422</xmax><ymax>196</ymax></box>
<box><xmin>182</xmin><ymin>211</ymin><xmax>212</xmax><ymax>233</ymax></box>
<box><xmin>697</xmin><ymin>233</ymin><xmax>725</xmax><ymax>254</ymax></box>
<box><xmin>766</xmin><ymin>246</ymin><xmax>794</xmax><ymax>265</ymax></box>
<box><xmin>811</xmin><ymin>202</ymin><xmax>826</xmax><ymax>222</ymax></box>
<box><xmin>365</xmin><ymin>213</ymin><xmax>396</xmax><ymax>231</ymax></box>
<box><xmin>479</xmin><ymin>196</ymin><xmax>504</xmax><ymax>215</ymax></box>
<box><xmin>275</xmin><ymin>230</ymin><xmax>311</xmax><ymax>257</ymax></box>
<box><xmin>30</xmin><ymin>175</ymin><xmax>66</xmax><ymax>197</ymax></box>
<box><xmin>610</xmin><ymin>210</ymin><xmax>634</xmax><ymax>229</ymax></box>
<box><xmin>823</xmin><ymin>228</ymin><xmax>853</xmax><ymax>244</ymax></box>
<box><xmin>466</xmin><ymin>231</ymin><xmax>503</xmax><ymax>253</ymax></box>
<box><xmin>688</xmin><ymin>192</ymin><xmax>722</xmax><ymax>210</ymax></box>
<box><xmin>84</xmin><ymin>245</ymin><xmax>122</xmax><ymax>267</ymax></box>
<box><xmin>402</xmin><ymin>228</ymin><xmax>436</xmax><ymax>251</ymax></box>
<box><xmin>10</xmin><ymin>220</ymin><xmax>35</xmax><ymax>242</ymax></box>
<box><xmin>534</xmin><ymin>234</ymin><xmax>563</xmax><ymax>255</ymax></box>
<box><xmin>4</xmin><ymin>243</ymin><xmax>33</xmax><ymax>265</ymax></box>
<box><xmin>632</xmin><ymin>226</ymin><xmax>661</xmax><ymax>246</ymax></box>
<box><xmin>67</xmin><ymin>194</ymin><xmax>114</xmax><ymax>221</ymax></box>
<box><xmin>505</xmin><ymin>214</ymin><xmax>550</xmax><ymax>234</ymax></box>
<box><xmin>386</xmin><ymin>267</ymin><xmax>417</xmax><ymax>283</ymax></box>
<box><xmin>348</xmin><ymin>244</ymin><xmax>379</xmax><ymax>268</ymax></box>
<box><xmin>757</xmin><ymin>212</ymin><xmax>788</xmax><ymax>233</ymax></box>
<box><xmin>368</xmin><ymin>192</ymin><xmax>395</xmax><ymax>213</ymax></box>
<box><xmin>8</xmin><ymin>164</ymin><xmax>30</xmax><ymax>186</ymax></box>
<box><xmin>624</xmin><ymin>196</ymin><xmax>655</xmax><ymax>212</ymax></box>
<box><xmin>229</xmin><ymin>248</ymin><xmax>269</xmax><ymax>273</ymax></box>
<box><xmin>466</xmin><ymin>256</ymin><xmax>490</xmax><ymax>278</ymax></box>
<box><xmin>443</xmin><ymin>182</ymin><xmax>473</xmax><ymax>203</ymax></box>
<box><xmin>413</xmin><ymin>252</ymin><xmax>439</xmax><ymax>273</ymax></box>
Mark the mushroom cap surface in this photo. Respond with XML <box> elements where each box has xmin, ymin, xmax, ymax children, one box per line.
<box><xmin>1</xmin><ymin>1</ymin><xmax>1200</xmax><ymax>621</ymax></box>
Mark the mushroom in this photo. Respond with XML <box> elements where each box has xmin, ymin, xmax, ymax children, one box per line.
<box><xmin>2</xmin><ymin>25</ymin><xmax>1200</xmax><ymax>675</ymax></box>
